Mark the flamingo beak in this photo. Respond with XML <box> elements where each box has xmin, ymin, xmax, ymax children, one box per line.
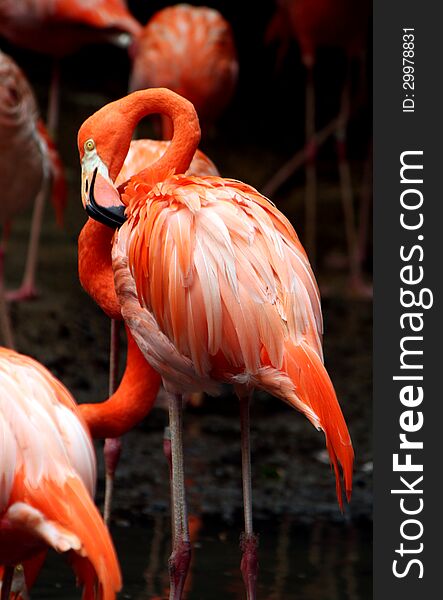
<box><xmin>81</xmin><ymin>164</ymin><xmax>126</xmax><ymax>229</ymax></box>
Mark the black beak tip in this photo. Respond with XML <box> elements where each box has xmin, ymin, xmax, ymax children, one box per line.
<box><xmin>86</xmin><ymin>202</ymin><xmax>127</xmax><ymax>229</ymax></box>
<box><xmin>86</xmin><ymin>168</ymin><xmax>127</xmax><ymax>229</ymax></box>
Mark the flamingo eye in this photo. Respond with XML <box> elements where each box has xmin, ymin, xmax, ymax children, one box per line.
<box><xmin>85</xmin><ymin>139</ymin><xmax>95</xmax><ymax>152</ymax></box>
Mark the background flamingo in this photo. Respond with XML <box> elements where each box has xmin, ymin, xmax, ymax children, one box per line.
<box><xmin>0</xmin><ymin>0</ymin><xmax>141</xmax><ymax>133</ymax></box>
<box><xmin>78</xmin><ymin>88</ymin><xmax>354</xmax><ymax>600</ymax></box>
<box><xmin>0</xmin><ymin>346</ymin><xmax>121</xmax><ymax>599</ymax></box>
<box><xmin>0</xmin><ymin>50</ymin><xmax>66</xmax><ymax>346</ymax></box>
<box><xmin>129</xmin><ymin>4</ymin><xmax>238</xmax><ymax>138</ymax></box>
<box><xmin>266</xmin><ymin>0</ymin><xmax>370</xmax><ymax>293</ymax></box>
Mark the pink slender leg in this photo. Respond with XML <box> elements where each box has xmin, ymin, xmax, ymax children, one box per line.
<box><xmin>103</xmin><ymin>319</ymin><xmax>122</xmax><ymax>526</ymax></box>
<box><xmin>304</xmin><ymin>61</ymin><xmax>317</xmax><ymax>269</ymax></box>
<box><xmin>163</xmin><ymin>425</ymin><xmax>176</xmax><ymax>546</ymax></box>
<box><xmin>0</xmin><ymin>246</ymin><xmax>15</xmax><ymax>348</ymax></box>
<box><xmin>6</xmin><ymin>184</ymin><xmax>47</xmax><ymax>302</ymax></box>
<box><xmin>1</xmin><ymin>565</ymin><xmax>13</xmax><ymax>600</ymax></box>
<box><xmin>168</xmin><ymin>393</ymin><xmax>191</xmax><ymax>600</ymax></box>
<box><xmin>238</xmin><ymin>390</ymin><xmax>258</xmax><ymax>600</ymax></box>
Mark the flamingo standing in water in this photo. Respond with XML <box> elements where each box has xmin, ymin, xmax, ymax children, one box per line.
<box><xmin>78</xmin><ymin>88</ymin><xmax>354</xmax><ymax>600</ymax></box>
<box><xmin>0</xmin><ymin>346</ymin><xmax>121</xmax><ymax>600</ymax></box>
<box><xmin>129</xmin><ymin>4</ymin><xmax>238</xmax><ymax>137</ymax></box>
<box><xmin>79</xmin><ymin>138</ymin><xmax>218</xmax><ymax>525</ymax></box>
<box><xmin>266</xmin><ymin>0</ymin><xmax>370</xmax><ymax>293</ymax></box>
<box><xmin>0</xmin><ymin>50</ymin><xmax>65</xmax><ymax>345</ymax></box>
<box><xmin>0</xmin><ymin>0</ymin><xmax>141</xmax><ymax>133</ymax></box>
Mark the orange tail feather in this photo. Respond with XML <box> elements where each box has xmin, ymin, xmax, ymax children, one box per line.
<box><xmin>22</xmin><ymin>476</ymin><xmax>121</xmax><ymax>600</ymax></box>
<box><xmin>283</xmin><ymin>342</ymin><xmax>354</xmax><ymax>509</ymax></box>
<box><xmin>259</xmin><ymin>341</ymin><xmax>354</xmax><ymax>509</ymax></box>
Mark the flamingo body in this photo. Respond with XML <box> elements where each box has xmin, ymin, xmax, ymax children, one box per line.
<box><xmin>0</xmin><ymin>49</ymin><xmax>65</xmax><ymax>227</ymax></box>
<box><xmin>0</xmin><ymin>51</ymin><xmax>44</xmax><ymax>224</ymax></box>
<box><xmin>113</xmin><ymin>173</ymin><xmax>352</xmax><ymax>502</ymax></box>
<box><xmin>0</xmin><ymin>347</ymin><xmax>121</xmax><ymax>599</ymax></box>
<box><xmin>0</xmin><ymin>0</ymin><xmax>141</xmax><ymax>56</ymax></box>
<box><xmin>129</xmin><ymin>4</ymin><xmax>238</xmax><ymax>130</ymax></box>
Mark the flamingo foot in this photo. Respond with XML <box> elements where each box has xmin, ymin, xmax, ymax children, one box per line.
<box><xmin>6</xmin><ymin>283</ymin><xmax>38</xmax><ymax>303</ymax></box>
<box><xmin>168</xmin><ymin>540</ymin><xmax>191</xmax><ymax>600</ymax></box>
<box><xmin>240</xmin><ymin>533</ymin><xmax>259</xmax><ymax>600</ymax></box>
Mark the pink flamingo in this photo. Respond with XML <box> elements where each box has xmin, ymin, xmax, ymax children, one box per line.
<box><xmin>0</xmin><ymin>50</ymin><xmax>65</xmax><ymax>344</ymax></box>
<box><xmin>78</xmin><ymin>88</ymin><xmax>354</xmax><ymax>600</ymax></box>
<box><xmin>0</xmin><ymin>346</ymin><xmax>121</xmax><ymax>600</ymax></box>
<box><xmin>129</xmin><ymin>4</ymin><xmax>238</xmax><ymax>137</ymax></box>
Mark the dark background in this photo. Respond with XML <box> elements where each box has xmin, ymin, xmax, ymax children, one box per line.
<box><xmin>1</xmin><ymin>2</ymin><xmax>373</xmax><ymax>597</ymax></box>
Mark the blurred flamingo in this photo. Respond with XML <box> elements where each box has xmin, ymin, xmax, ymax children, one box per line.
<box><xmin>0</xmin><ymin>0</ymin><xmax>141</xmax><ymax>132</ymax></box>
<box><xmin>0</xmin><ymin>50</ymin><xmax>66</xmax><ymax>347</ymax></box>
<box><xmin>0</xmin><ymin>346</ymin><xmax>121</xmax><ymax>599</ymax></box>
<box><xmin>266</xmin><ymin>0</ymin><xmax>370</xmax><ymax>294</ymax></box>
<box><xmin>78</xmin><ymin>88</ymin><xmax>354</xmax><ymax>600</ymax></box>
<box><xmin>129</xmin><ymin>4</ymin><xmax>238</xmax><ymax>137</ymax></box>
<box><xmin>79</xmin><ymin>138</ymin><xmax>219</xmax><ymax>525</ymax></box>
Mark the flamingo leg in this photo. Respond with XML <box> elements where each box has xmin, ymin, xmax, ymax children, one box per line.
<box><xmin>1</xmin><ymin>565</ymin><xmax>14</xmax><ymax>600</ymax></box>
<box><xmin>304</xmin><ymin>62</ymin><xmax>317</xmax><ymax>269</ymax></box>
<box><xmin>103</xmin><ymin>319</ymin><xmax>122</xmax><ymax>527</ymax></box>
<box><xmin>238</xmin><ymin>390</ymin><xmax>258</xmax><ymax>600</ymax></box>
<box><xmin>6</xmin><ymin>183</ymin><xmax>47</xmax><ymax>302</ymax></box>
<box><xmin>336</xmin><ymin>61</ymin><xmax>369</xmax><ymax>297</ymax></box>
<box><xmin>168</xmin><ymin>393</ymin><xmax>191</xmax><ymax>600</ymax></box>
<box><xmin>0</xmin><ymin>246</ymin><xmax>15</xmax><ymax>348</ymax></box>
<box><xmin>163</xmin><ymin>425</ymin><xmax>176</xmax><ymax>546</ymax></box>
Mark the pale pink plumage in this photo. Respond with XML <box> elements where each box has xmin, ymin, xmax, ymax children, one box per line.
<box><xmin>0</xmin><ymin>346</ymin><xmax>121</xmax><ymax>599</ymax></box>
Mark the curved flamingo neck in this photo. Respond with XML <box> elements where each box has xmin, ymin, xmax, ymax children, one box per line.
<box><xmin>78</xmin><ymin>218</ymin><xmax>121</xmax><ymax>320</ymax></box>
<box><xmin>80</xmin><ymin>325</ymin><xmax>161</xmax><ymax>439</ymax></box>
<box><xmin>109</xmin><ymin>88</ymin><xmax>200</xmax><ymax>184</ymax></box>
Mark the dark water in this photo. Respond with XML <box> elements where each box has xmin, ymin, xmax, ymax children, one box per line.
<box><xmin>32</xmin><ymin>516</ymin><xmax>372</xmax><ymax>599</ymax></box>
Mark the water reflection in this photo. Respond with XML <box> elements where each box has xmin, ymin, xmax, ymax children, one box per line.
<box><xmin>32</xmin><ymin>516</ymin><xmax>371</xmax><ymax>599</ymax></box>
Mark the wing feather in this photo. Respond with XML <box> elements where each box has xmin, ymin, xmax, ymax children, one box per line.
<box><xmin>124</xmin><ymin>175</ymin><xmax>324</xmax><ymax>379</ymax></box>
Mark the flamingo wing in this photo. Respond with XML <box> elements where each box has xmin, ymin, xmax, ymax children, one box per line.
<box><xmin>114</xmin><ymin>175</ymin><xmax>322</xmax><ymax>382</ymax></box>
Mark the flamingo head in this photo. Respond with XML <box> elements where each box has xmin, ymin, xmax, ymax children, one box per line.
<box><xmin>78</xmin><ymin>101</ymin><xmax>133</xmax><ymax>229</ymax></box>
